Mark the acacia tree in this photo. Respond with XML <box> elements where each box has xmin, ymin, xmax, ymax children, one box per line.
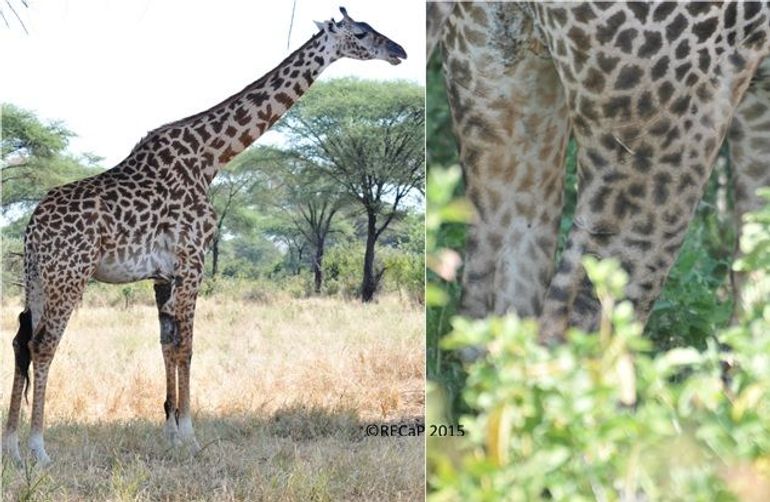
<box><xmin>280</xmin><ymin>158</ymin><xmax>351</xmax><ymax>292</ymax></box>
<box><xmin>2</xmin><ymin>104</ymin><xmax>101</xmax><ymax>216</ymax></box>
<box><xmin>208</xmin><ymin>146</ymin><xmax>283</xmax><ymax>277</ymax></box>
<box><xmin>280</xmin><ymin>78</ymin><xmax>425</xmax><ymax>302</ymax></box>
<box><xmin>217</xmin><ymin>147</ymin><xmax>350</xmax><ymax>290</ymax></box>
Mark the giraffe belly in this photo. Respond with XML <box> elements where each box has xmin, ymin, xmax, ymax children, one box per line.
<box><xmin>93</xmin><ymin>248</ymin><xmax>176</xmax><ymax>284</ymax></box>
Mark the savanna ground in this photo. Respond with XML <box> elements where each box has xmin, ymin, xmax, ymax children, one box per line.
<box><xmin>0</xmin><ymin>286</ymin><xmax>424</xmax><ymax>501</ymax></box>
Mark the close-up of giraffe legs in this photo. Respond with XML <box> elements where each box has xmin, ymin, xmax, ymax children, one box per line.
<box><xmin>427</xmin><ymin>6</ymin><xmax>770</xmax><ymax>495</ymax></box>
<box><xmin>432</xmin><ymin>2</ymin><xmax>770</xmax><ymax>340</ymax></box>
<box><xmin>5</xmin><ymin>252</ymin><xmax>96</xmax><ymax>465</ymax></box>
<box><xmin>441</xmin><ymin>3</ymin><xmax>570</xmax><ymax>319</ymax></box>
<box><xmin>535</xmin><ymin>5</ymin><xmax>769</xmax><ymax>339</ymax></box>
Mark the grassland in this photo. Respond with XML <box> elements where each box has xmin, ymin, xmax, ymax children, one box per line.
<box><xmin>0</xmin><ymin>292</ymin><xmax>424</xmax><ymax>501</ymax></box>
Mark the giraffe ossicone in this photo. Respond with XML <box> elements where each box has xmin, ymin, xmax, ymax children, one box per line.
<box><xmin>2</xmin><ymin>7</ymin><xmax>406</xmax><ymax>466</ymax></box>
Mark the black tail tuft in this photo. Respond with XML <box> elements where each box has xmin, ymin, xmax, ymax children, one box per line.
<box><xmin>13</xmin><ymin>309</ymin><xmax>33</xmax><ymax>403</ymax></box>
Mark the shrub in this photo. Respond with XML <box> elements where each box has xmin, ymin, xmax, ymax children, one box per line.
<box><xmin>428</xmin><ymin>238</ymin><xmax>770</xmax><ymax>500</ymax></box>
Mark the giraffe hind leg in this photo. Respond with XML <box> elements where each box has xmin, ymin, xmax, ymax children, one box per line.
<box><xmin>443</xmin><ymin>3</ymin><xmax>569</xmax><ymax>320</ymax></box>
<box><xmin>25</xmin><ymin>261</ymin><xmax>91</xmax><ymax>466</ymax></box>
<box><xmin>4</xmin><ymin>255</ymin><xmax>45</xmax><ymax>466</ymax></box>
<box><xmin>2</xmin><ymin>310</ymin><xmax>33</xmax><ymax>465</ymax></box>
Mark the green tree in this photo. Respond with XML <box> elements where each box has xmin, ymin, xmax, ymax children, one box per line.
<box><xmin>208</xmin><ymin>146</ymin><xmax>284</xmax><ymax>277</ymax></box>
<box><xmin>270</xmin><ymin>156</ymin><xmax>353</xmax><ymax>292</ymax></box>
<box><xmin>280</xmin><ymin>78</ymin><xmax>425</xmax><ymax>302</ymax></box>
<box><xmin>2</xmin><ymin>103</ymin><xmax>101</xmax><ymax>216</ymax></box>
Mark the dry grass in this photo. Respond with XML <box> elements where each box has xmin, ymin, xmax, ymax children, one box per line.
<box><xmin>0</xmin><ymin>294</ymin><xmax>424</xmax><ymax>501</ymax></box>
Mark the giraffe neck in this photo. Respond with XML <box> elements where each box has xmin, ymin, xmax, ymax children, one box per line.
<box><xmin>158</xmin><ymin>30</ymin><xmax>338</xmax><ymax>183</ymax></box>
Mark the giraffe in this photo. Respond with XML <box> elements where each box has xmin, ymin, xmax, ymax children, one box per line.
<box><xmin>2</xmin><ymin>7</ymin><xmax>407</xmax><ymax>466</ymax></box>
<box><xmin>428</xmin><ymin>2</ymin><xmax>770</xmax><ymax>341</ymax></box>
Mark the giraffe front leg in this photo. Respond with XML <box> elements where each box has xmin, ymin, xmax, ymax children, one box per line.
<box><xmin>159</xmin><ymin>264</ymin><xmax>204</xmax><ymax>455</ymax></box>
<box><xmin>161</xmin><ymin>344</ymin><xmax>180</xmax><ymax>446</ymax></box>
<box><xmin>156</xmin><ymin>286</ymin><xmax>200</xmax><ymax>453</ymax></box>
<box><xmin>155</xmin><ymin>282</ymin><xmax>182</xmax><ymax>446</ymax></box>
<box><xmin>442</xmin><ymin>2</ymin><xmax>569</xmax><ymax>319</ymax></box>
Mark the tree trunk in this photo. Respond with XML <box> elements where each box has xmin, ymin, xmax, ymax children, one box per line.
<box><xmin>313</xmin><ymin>238</ymin><xmax>325</xmax><ymax>293</ymax></box>
<box><xmin>211</xmin><ymin>235</ymin><xmax>220</xmax><ymax>277</ymax></box>
<box><xmin>361</xmin><ymin>210</ymin><xmax>378</xmax><ymax>302</ymax></box>
<box><xmin>296</xmin><ymin>246</ymin><xmax>303</xmax><ymax>276</ymax></box>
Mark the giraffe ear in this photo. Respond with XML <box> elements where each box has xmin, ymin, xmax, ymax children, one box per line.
<box><xmin>314</xmin><ymin>20</ymin><xmax>325</xmax><ymax>30</ymax></box>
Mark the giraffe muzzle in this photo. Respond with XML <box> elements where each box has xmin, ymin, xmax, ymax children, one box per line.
<box><xmin>385</xmin><ymin>41</ymin><xmax>407</xmax><ymax>65</ymax></box>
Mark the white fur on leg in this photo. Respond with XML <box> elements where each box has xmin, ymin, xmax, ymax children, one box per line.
<box><xmin>28</xmin><ymin>432</ymin><xmax>51</xmax><ymax>466</ymax></box>
<box><xmin>3</xmin><ymin>430</ymin><xmax>22</xmax><ymax>465</ymax></box>
<box><xmin>164</xmin><ymin>415</ymin><xmax>180</xmax><ymax>446</ymax></box>
<box><xmin>177</xmin><ymin>415</ymin><xmax>201</xmax><ymax>454</ymax></box>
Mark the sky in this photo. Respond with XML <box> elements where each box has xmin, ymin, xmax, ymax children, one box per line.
<box><xmin>1</xmin><ymin>0</ymin><xmax>426</xmax><ymax>167</ymax></box>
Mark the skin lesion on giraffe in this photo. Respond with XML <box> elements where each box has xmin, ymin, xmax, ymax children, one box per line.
<box><xmin>159</xmin><ymin>314</ymin><xmax>180</xmax><ymax>346</ymax></box>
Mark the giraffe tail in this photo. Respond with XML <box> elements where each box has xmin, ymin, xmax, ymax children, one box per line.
<box><xmin>13</xmin><ymin>309</ymin><xmax>33</xmax><ymax>403</ymax></box>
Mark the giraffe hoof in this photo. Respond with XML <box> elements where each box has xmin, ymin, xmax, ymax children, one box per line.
<box><xmin>164</xmin><ymin>417</ymin><xmax>181</xmax><ymax>447</ymax></box>
<box><xmin>176</xmin><ymin>416</ymin><xmax>200</xmax><ymax>455</ymax></box>
<box><xmin>30</xmin><ymin>449</ymin><xmax>52</xmax><ymax>467</ymax></box>
<box><xmin>165</xmin><ymin>430</ymin><xmax>182</xmax><ymax>447</ymax></box>
<box><xmin>2</xmin><ymin>432</ymin><xmax>22</xmax><ymax>466</ymax></box>
<box><xmin>28</xmin><ymin>433</ymin><xmax>52</xmax><ymax>467</ymax></box>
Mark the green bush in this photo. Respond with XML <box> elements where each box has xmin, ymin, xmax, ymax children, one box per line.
<box><xmin>381</xmin><ymin>247</ymin><xmax>425</xmax><ymax>305</ymax></box>
<box><xmin>429</xmin><ymin>252</ymin><xmax>770</xmax><ymax>500</ymax></box>
<box><xmin>428</xmin><ymin>191</ymin><xmax>770</xmax><ymax>499</ymax></box>
<box><xmin>324</xmin><ymin>242</ymin><xmax>365</xmax><ymax>299</ymax></box>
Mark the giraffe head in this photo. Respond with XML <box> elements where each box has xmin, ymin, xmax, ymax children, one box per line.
<box><xmin>315</xmin><ymin>7</ymin><xmax>407</xmax><ymax>65</ymax></box>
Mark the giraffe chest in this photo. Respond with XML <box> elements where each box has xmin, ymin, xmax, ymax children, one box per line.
<box><xmin>93</xmin><ymin>230</ymin><xmax>179</xmax><ymax>284</ymax></box>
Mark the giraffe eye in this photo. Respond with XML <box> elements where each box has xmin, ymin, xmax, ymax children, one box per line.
<box><xmin>354</xmin><ymin>32</ymin><xmax>367</xmax><ymax>40</ymax></box>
